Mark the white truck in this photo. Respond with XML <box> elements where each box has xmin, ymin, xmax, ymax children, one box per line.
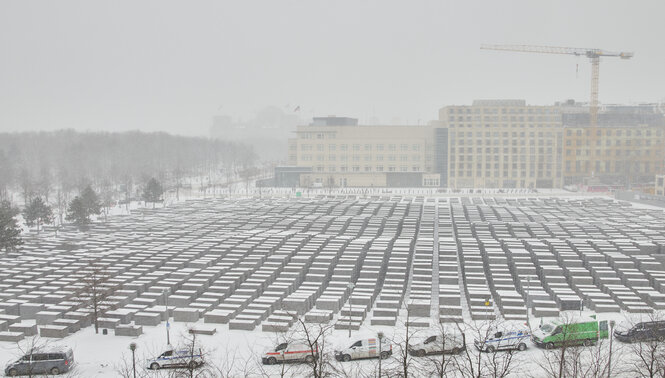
<box><xmin>146</xmin><ymin>348</ymin><xmax>204</xmax><ymax>370</ymax></box>
<box><xmin>335</xmin><ymin>338</ymin><xmax>392</xmax><ymax>362</ymax></box>
<box><xmin>409</xmin><ymin>334</ymin><xmax>466</xmax><ymax>357</ymax></box>
<box><xmin>262</xmin><ymin>341</ymin><xmax>318</xmax><ymax>365</ymax></box>
<box><xmin>474</xmin><ymin>329</ymin><xmax>530</xmax><ymax>353</ymax></box>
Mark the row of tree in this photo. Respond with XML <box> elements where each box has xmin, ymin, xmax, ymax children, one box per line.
<box><xmin>0</xmin><ymin>130</ymin><xmax>257</xmax><ymax>207</ymax></box>
<box><xmin>0</xmin><ymin>178</ymin><xmax>166</xmax><ymax>253</ymax></box>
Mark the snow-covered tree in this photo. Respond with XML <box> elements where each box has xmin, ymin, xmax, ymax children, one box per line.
<box><xmin>0</xmin><ymin>200</ymin><xmax>22</xmax><ymax>252</ymax></box>
<box><xmin>142</xmin><ymin>178</ymin><xmax>163</xmax><ymax>208</ymax></box>
<box><xmin>23</xmin><ymin>197</ymin><xmax>54</xmax><ymax>234</ymax></box>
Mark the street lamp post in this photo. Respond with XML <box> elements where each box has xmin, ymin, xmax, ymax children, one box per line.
<box><xmin>164</xmin><ymin>288</ymin><xmax>171</xmax><ymax>346</ymax></box>
<box><xmin>348</xmin><ymin>283</ymin><xmax>355</xmax><ymax>338</ymax></box>
<box><xmin>526</xmin><ymin>275</ymin><xmax>531</xmax><ymax>329</ymax></box>
<box><xmin>608</xmin><ymin>320</ymin><xmax>615</xmax><ymax>378</ymax></box>
<box><xmin>129</xmin><ymin>342</ymin><xmax>137</xmax><ymax>378</ymax></box>
<box><xmin>378</xmin><ymin>331</ymin><xmax>385</xmax><ymax>378</ymax></box>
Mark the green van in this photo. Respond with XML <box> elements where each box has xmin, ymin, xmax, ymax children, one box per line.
<box><xmin>531</xmin><ymin>317</ymin><xmax>609</xmax><ymax>349</ymax></box>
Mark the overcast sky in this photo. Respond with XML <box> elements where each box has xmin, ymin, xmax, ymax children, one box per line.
<box><xmin>1</xmin><ymin>0</ymin><xmax>663</xmax><ymax>136</ymax></box>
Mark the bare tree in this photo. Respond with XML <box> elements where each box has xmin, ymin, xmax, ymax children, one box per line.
<box><xmin>624</xmin><ymin>313</ymin><xmax>665</xmax><ymax>378</ymax></box>
<box><xmin>453</xmin><ymin>318</ymin><xmax>520</xmax><ymax>378</ymax></box>
<box><xmin>534</xmin><ymin>313</ymin><xmax>617</xmax><ymax>378</ymax></box>
<box><xmin>387</xmin><ymin>303</ymin><xmax>420</xmax><ymax>378</ymax></box>
<box><xmin>418</xmin><ymin>321</ymin><xmax>463</xmax><ymax>378</ymax></box>
<box><xmin>74</xmin><ymin>258</ymin><xmax>117</xmax><ymax>334</ymax></box>
<box><xmin>291</xmin><ymin>314</ymin><xmax>336</xmax><ymax>378</ymax></box>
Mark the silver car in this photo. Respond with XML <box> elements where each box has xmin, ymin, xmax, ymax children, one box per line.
<box><xmin>5</xmin><ymin>347</ymin><xmax>74</xmax><ymax>376</ymax></box>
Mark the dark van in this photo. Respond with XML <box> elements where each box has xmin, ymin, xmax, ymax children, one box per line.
<box><xmin>4</xmin><ymin>348</ymin><xmax>74</xmax><ymax>376</ymax></box>
<box><xmin>614</xmin><ymin>321</ymin><xmax>665</xmax><ymax>343</ymax></box>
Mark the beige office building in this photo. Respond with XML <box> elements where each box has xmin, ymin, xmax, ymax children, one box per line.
<box><xmin>288</xmin><ymin>117</ymin><xmax>440</xmax><ymax>187</ymax></box>
<box><xmin>439</xmin><ymin>100</ymin><xmax>564</xmax><ymax>189</ymax></box>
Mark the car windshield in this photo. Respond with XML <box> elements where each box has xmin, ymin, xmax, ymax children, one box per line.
<box><xmin>424</xmin><ymin>336</ymin><xmax>436</xmax><ymax>344</ymax></box>
<box><xmin>275</xmin><ymin>343</ymin><xmax>287</xmax><ymax>352</ymax></box>
<box><xmin>541</xmin><ymin>324</ymin><xmax>554</xmax><ymax>333</ymax></box>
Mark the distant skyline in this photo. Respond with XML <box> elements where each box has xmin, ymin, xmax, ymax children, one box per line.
<box><xmin>1</xmin><ymin>0</ymin><xmax>664</xmax><ymax>136</ymax></box>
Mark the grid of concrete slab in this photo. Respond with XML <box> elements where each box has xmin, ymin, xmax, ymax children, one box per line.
<box><xmin>1</xmin><ymin>196</ymin><xmax>664</xmax><ymax>342</ymax></box>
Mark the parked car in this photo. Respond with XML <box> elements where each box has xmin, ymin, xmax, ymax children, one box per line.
<box><xmin>614</xmin><ymin>320</ymin><xmax>665</xmax><ymax>343</ymax></box>
<box><xmin>4</xmin><ymin>347</ymin><xmax>74</xmax><ymax>376</ymax></box>
<box><xmin>531</xmin><ymin>317</ymin><xmax>608</xmax><ymax>349</ymax></box>
<box><xmin>409</xmin><ymin>334</ymin><xmax>465</xmax><ymax>357</ymax></box>
<box><xmin>335</xmin><ymin>338</ymin><xmax>391</xmax><ymax>362</ymax></box>
<box><xmin>146</xmin><ymin>348</ymin><xmax>204</xmax><ymax>370</ymax></box>
<box><xmin>262</xmin><ymin>341</ymin><xmax>318</xmax><ymax>365</ymax></box>
<box><xmin>474</xmin><ymin>329</ymin><xmax>530</xmax><ymax>352</ymax></box>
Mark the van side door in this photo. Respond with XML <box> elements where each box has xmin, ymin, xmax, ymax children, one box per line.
<box><xmin>31</xmin><ymin>353</ymin><xmax>49</xmax><ymax>374</ymax></box>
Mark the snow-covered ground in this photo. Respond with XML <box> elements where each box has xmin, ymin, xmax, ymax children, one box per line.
<box><xmin>2</xmin><ymin>192</ymin><xmax>664</xmax><ymax>377</ymax></box>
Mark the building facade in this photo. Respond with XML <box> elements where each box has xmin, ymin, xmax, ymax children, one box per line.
<box><xmin>439</xmin><ymin>100</ymin><xmax>563</xmax><ymax>189</ymax></box>
<box><xmin>560</xmin><ymin>103</ymin><xmax>665</xmax><ymax>185</ymax></box>
<box><xmin>281</xmin><ymin>103</ymin><xmax>665</xmax><ymax>188</ymax></box>
<box><xmin>287</xmin><ymin>117</ymin><xmax>440</xmax><ymax>187</ymax></box>
<box><xmin>562</xmin><ymin>125</ymin><xmax>665</xmax><ymax>186</ymax></box>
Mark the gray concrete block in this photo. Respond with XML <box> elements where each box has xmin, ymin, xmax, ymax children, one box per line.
<box><xmin>204</xmin><ymin>309</ymin><xmax>234</xmax><ymax>324</ymax></box>
<box><xmin>8</xmin><ymin>323</ymin><xmax>37</xmax><ymax>337</ymax></box>
<box><xmin>36</xmin><ymin>311</ymin><xmax>61</xmax><ymax>325</ymax></box>
<box><xmin>0</xmin><ymin>331</ymin><xmax>24</xmax><ymax>342</ymax></box>
<box><xmin>39</xmin><ymin>325</ymin><xmax>69</xmax><ymax>338</ymax></box>
<box><xmin>115</xmin><ymin>324</ymin><xmax>143</xmax><ymax>337</ymax></box>
<box><xmin>173</xmin><ymin>308</ymin><xmax>200</xmax><ymax>322</ymax></box>
<box><xmin>134</xmin><ymin>311</ymin><xmax>162</xmax><ymax>326</ymax></box>
<box><xmin>97</xmin><ymin>317</ymin><xmax>121</xmax><ymax>329</ymax></box>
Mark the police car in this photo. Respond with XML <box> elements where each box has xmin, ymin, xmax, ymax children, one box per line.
<box><xmin>146</xmin><ymin>348</ymin><xmax>204</xmax><ymax>370</ymax></box>
<box><xmin>474</xmin><ymin>329</ymin><xmax>530</xmax><ymax>353</ymax></box>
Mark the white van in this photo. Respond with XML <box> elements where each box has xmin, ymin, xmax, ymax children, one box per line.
<box><xmin>335</xmin><ymin>338</ymin><xmax>392</xmax><ymax>362</ymax></box>
<box><xmin>262</xmin><ymin>341</ymin><xmax>318</xmax><ymax>365</ymax></box>
<box><xmin>474</xmin><ymin>329</ymin><xmax>530</xmax><ymax>353</ymax></box>
<box><xmin>409</xmin><ymin>334</ymin><xmax>465</xmax><ymax>357</ymax></box>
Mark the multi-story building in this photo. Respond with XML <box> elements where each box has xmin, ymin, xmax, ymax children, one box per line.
<box><xmin>287</xmin><ymin>117</ymin><xmax>440</xmax><ymax>187</ymax></box>
<box><xmin>280</xmin><ymin>103</ymin><xmax>665</xmax><ymax>189</ymax></box>
<box><xmin>439</xmin><ymin>100</ymin><xmax>563</xmax><ymax>189</ymax></box>
<box><xmin>561</xmin><ymin>103</ymin><xmax>665</xmax><ymax>185</ymax></box>
<box><xmin>561</xmin><ymin>125</ymin><xmax>665</xmax><ymax>186</ymax></box>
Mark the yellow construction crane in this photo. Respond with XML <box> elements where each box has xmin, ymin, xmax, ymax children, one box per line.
<box><xmin>480</xmin><ymin>44</ymin><xmax>633</xmax><ymax>128</ymax></box>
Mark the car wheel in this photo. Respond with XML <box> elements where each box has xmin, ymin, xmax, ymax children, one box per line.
<box><xmin>486</xmin><ymin>345</ymin><xmax>496</xmax><ymax>353</ymax></box>
<box><xmin>583</xmin><ymin>339</ymin><xmax>593</xmax><ymax>347</ymax></box>
<box><xmin>267</xmin><ymin>357</ymin><xmax>277</xmax><ymax>365</ymax></box>
<box><xmin>342</xmin><ymin>354</ymin><xmax>351</xmax><ymax>362</ymax></box>
<box><xmin>50</xmin><ymin>367</ymin><xmax>61</xmax><ymax>375</ymax></box>
<box><xmin>305</xmin><ymin>355</ymin><xmax>315</xmax><ymax>363</ymax></box>
<box><xmin>8</xmin><ymin>368</ymin><xmax>18</xmax><ymax>376</ymax></box>
<box><xmin>188</xmin><ymin>361</ymin><xmax>199</xmax><ymax>369</ymax></box>
<box><xmin>380</xmin><ymin>351</ymin><xmax>390</xmax><ymax>359</ymax></box>
<box><xmin>417</xmin><ymin>349</ymin><xmax>426</xmax><ymax>357</ymax></box>
<box><xmin>657</xmin><ymin>335</ymin><xmax>665</xmax><ymax>342</ymax></box>
<box><xmin>517</xmin><ymin>343</ymin><xmax>527</xmax><ymax>351</ymax></box>
<box><xmin>451</xmin><ymin>347</ymin><xmax>461</xmax><ymax>354</ymax></box>
<box><xmin>150</xmin><ymin>362</ymin><xmax>160</xmax><ymax>370</ymax></box>
<box><xmin>546</xmin><ymin>342</ymin><xmax>555</xmax><ymax>350</ymax></box>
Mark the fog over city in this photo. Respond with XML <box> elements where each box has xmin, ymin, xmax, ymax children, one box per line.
<box><xmin>1</xmin><ymin>1</ymin><xmax>664</xmax><ymax>136</ymax></box>
<box><xmin>1</xmin><ymin>1</ymin><xmax>665</xmax><ymax>378</ymax></box>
